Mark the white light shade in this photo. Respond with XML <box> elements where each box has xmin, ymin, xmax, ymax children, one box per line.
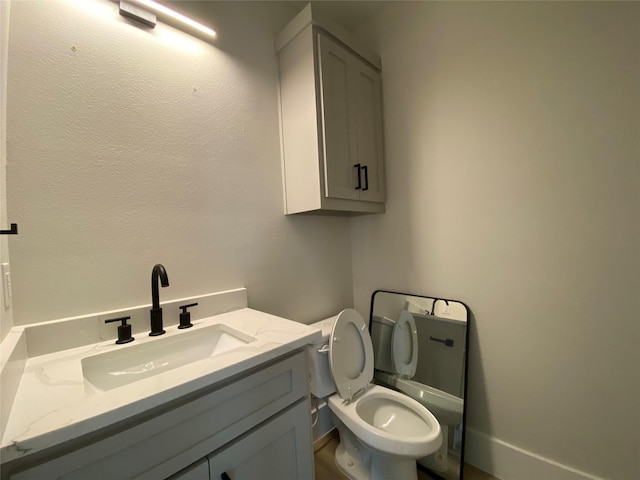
<box><xmin>130</xmin><ymin>0</ymin><xmax>216</xmax><ymax>37</ymax></box>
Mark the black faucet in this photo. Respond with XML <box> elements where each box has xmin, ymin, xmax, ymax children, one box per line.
<box><xmin>150</xmin><ymin>264</ymin><xmax>169</xmax><ymax>336</ymax></box>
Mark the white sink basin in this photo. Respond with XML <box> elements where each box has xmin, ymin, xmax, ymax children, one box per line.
<box><xmin>82</xmin><ymin>324</ymin><xmax>256</xmax><ymax>391</ymax></box>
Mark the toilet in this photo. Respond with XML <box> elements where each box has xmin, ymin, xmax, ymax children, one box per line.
<box><xmin>371</xmin><ymin>310</ymin><xmax>464</xmax><ymax>472</ymax></box>
<box><xmin>308</xmin><ymin>309</ymin><xmax>442</xmax><ymax>480</ymax></box>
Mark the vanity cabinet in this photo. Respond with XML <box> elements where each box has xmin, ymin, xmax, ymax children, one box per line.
<box><xmin>276</xmin><ymin>5</ymin><xmax>386</xmax><ymax>215</ymax></box>
<box><xmin>9</xmin><ymin>351</ymin><xmax>313</xmax><ymax>480</ymax></box>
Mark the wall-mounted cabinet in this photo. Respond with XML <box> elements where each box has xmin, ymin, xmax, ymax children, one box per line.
<box><xmin>276</xmin><ymin>5</ymin><xmax>386</xmax><ymax>215</ymax></box>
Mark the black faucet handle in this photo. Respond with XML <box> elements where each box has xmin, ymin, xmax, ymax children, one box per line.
<box><xmin>178</xmin><ymin>302</ymin><xmax>198</xmax><ymax>329</ymax></box>
<box><xmin>105</xmin><ymin>316</ymin><xmax>131</xmax><ymax>325</ymax></box>
<box><xmin>179</xmin><ymin>302</ymin><xmax>198</xmax><ymax>313</ymax></box>
<box><xmin>105</xmin><ymin>316</ymin><xmax>134</xmax><ymax>344</ymax></box>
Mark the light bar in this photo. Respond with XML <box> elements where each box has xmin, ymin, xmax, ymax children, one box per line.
<box><xmin>129</xmin><ymin>0</ymin><xmax>216</xmax><ymax>37</ymax></box>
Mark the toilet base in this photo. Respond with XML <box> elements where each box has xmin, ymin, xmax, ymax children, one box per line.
<box><xmin>334</xmin><ymin>440</ymin><xmax>368</xmax><ymax>480</ymax></box>
<box><xmin>333</xmin><ymin>423</ymin><xmax>419</xmax><ymax>480</ymax></box>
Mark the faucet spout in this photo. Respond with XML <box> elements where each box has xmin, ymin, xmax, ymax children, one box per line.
<box><xmin>150</xmin><ymin>264</ymin><xmax>169</xmax><ymax>336</ymax></box>
<box><xmin>151</xmin><ymin>264</ymin><xmax>169</xmax><ymax>309</ymax></box>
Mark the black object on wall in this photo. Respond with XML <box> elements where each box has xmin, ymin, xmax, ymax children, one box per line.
<box><xmin>0</xmin><ymin>223</ymin><xmax>18</xmax><ymax>235</ymax></box>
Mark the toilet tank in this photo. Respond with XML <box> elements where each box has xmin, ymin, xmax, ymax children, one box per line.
<box><xmin>371</xmin><ymin>315</ymin><xmax>395</xmax><ymax>373</ymax></box>
<box><xmin>307</xmin><ymin>316</ymin><xmax>338</xmax><ymax>398</ymax></box>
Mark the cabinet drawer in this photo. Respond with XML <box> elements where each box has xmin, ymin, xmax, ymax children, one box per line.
<box><xmin>11</xmin><ymin>351</ymin><xmax>308</xmax><ymax>480</ymax></box>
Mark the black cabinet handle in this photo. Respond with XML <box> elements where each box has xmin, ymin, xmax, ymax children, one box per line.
<box><xmin>221</xmin><ymin>473</ymin><xmax>232</xmax><ymax>480</ymax></box>
<box><xmin>354</xmin><ymin>164</ymin><xmax>362</xmax><ymax>190</ymax></box>
<box><xmin>362</xmin><ymin>165</ymin><xmax>369</xmax><ymax>191</ymax></box>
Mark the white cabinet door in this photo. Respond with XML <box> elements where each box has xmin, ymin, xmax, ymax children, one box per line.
<box><xmin>353</xmin><ymin>60</ymin><xmax>385</xmax><ymax>203</ymax></box>
<box><xmin>318</xmin><ymin>32</ymin><xmax>359</xmax><ymax>201</ymax></box>
<box><xmin>208</xmin><ymin>399</ymin><xmax>313</xmax><ymax>480</ymax></box>
<box><xmin>317</xmin><ymin>32</ymin><xmax>385</xmax><ymax>204</ymax></box>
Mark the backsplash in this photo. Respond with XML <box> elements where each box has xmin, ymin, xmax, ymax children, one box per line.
<box><xmin>22</xmin><ymin>288</ymin><xmax>248</xmax><ymax>358</ymax></box>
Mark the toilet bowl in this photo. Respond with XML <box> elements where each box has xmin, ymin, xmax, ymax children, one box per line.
<box><xmin>308</xmin><ymin>309</ymin><xmax>442</xmax><ymax>480</ymax></box>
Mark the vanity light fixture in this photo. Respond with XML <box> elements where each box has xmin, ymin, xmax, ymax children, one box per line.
<box><xmin>119</xmin><ymin>0</ymin><xmax>216</xmax><ymax>38</ymax></box>
<box><xmin>119</xmin><ymin>1</ymin><xmax>156</xmax><ymax>28</ymax></box>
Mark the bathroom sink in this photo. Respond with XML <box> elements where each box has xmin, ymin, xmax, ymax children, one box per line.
<box><xmin>82</xmin><ymin>324</ymin><xmax>256</xmax><ymax>391</ymax></box>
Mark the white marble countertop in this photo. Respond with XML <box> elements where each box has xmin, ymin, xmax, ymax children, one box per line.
<box><xmin>1</xmin><ymin>308</ymin><xmax>321</xmax><ymax>465</ymax></box>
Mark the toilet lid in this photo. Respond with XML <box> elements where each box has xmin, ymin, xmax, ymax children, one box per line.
<box><xmin>391</xmin><ymin>310</ymin><xmax>418</xmax><ymax>377</ymax></box>
<box><xmin>329</xmin><ymin>309</ymin><xmax>374</xmax><ymax>400</ymax></box>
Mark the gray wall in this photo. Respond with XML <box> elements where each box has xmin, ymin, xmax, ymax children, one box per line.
<box><xmin>4</xmin><ymin>0</ymin><xmax>353</xmax><ymax>327</ymax></box>
<box><xmin>3</xmin><ymin>1</ymin><xmax>639</xmax><ymax>479</ymax></box>
<box><xmin>352</xmin><ymin>2</ymin><xmax>639</xmax><ymax>479</ymax></box>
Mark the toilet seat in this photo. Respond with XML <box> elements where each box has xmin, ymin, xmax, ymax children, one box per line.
<box><xmin>329</xmin><ymin>309</ymin><xmax>374</xmax><ymax>401</ymax></box>
<box><xmin>391</xmin><ymin>311</ymin><xmax>418</xmax><ymax>377</ymax></box>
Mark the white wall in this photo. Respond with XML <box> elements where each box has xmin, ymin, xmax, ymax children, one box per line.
<box><xmin>5</xmin><ymin>0</ymin><xmax>353</xmax><ymax>326</ymax></box>
<box><xmin>1</xmin><ymin>0</ymin><xmax>14</xmax><ymax>342</ymax></box>
<box><xmin>5</xmin><ymin>1</ymin><xmax>640</xmax><ymax>478</ymax></box>
<box><xmin>352</xmin><ymin>2</ymin><xmax>640</xmax><ymax>479</ymax></box>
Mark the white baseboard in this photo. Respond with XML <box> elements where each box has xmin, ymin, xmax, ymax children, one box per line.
<box><xmin>464</xmin><ymin>428</ymin><xmax>604</xmax><ymax>480</ymax></box>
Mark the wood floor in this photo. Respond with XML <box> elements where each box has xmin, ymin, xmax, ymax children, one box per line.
<box><xmin>314</xmin><ymin>432</ymin><xmax>497</xmax><ymax>480</ymax></box>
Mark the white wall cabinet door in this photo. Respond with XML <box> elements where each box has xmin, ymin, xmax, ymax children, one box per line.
<box><xmin>208</xmin><ymin>400</ymin><xmax>313</xmax><ymax>480</ymax></box>
<box><xmin>317</xmin><ymin>32</ymin><xmax>386</xmax><ymax>205</ymax></box>
<box><xmin>353</xmin><ymin>59</ymin><xmax>385</xmax><ymax>203</ymax></box>
<box><xmin>318</xmin><ymin>32</ymin><xmax>360</xmax><ymax>201</ymax></box>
